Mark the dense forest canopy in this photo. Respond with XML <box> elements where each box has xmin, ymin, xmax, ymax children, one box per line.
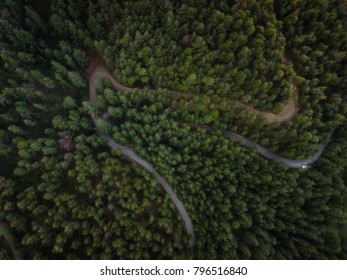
<box><xmin>0</xmin><ymin>0</ymin><xmax>347</xmax><ymax>259</ymax></box>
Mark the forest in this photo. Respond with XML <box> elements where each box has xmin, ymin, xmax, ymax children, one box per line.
<box><xmin>0</xmin><ymin>0</ymin><xmax>347</xmax><ymax>259</ymax></box>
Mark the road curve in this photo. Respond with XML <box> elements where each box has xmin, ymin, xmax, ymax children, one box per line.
<box><xmin>89</xmin><ymin>63</ymin><xmax>331</xmax><ymax>168</ymax></box>
<box><xmin>98</xmin><ymin>133</ymin><xmax>195</xmax><ymax>247</ymax></box>
<box><xmin>89</xmin><ymin>75</ymin><xmax>195</xmax><ymax>247</ymax></box>
<box><xmin>88</xmin><ymin>62</ymin><xmax>332</xmax><ymax>247</ymax></box>
<box><xmin>90</xmin><ymin>64</ymin><xmax>298</xmax><ymax>123</ymax></box>
<box><xmin>225</xmin><ymin>132</ymin><xmax>330</xmax><ymax>168</ymax></box>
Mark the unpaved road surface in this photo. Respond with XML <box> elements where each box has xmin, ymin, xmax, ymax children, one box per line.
<box><xmin>89</xmin><ymin>63</ymin><xmax>328</xmax><ymax>168</ymax></box>
<box><xmin>89</xmin><ymin>63</ymin><xmax>298</xmax><ymax>123</ymax></box>
<box><xmin>88</xmin><ymin>62</ymin><xmax>331</xmax><ymax>247</ymax></box>
<box><xmin>89</xmin><ymin>67</ymin><xmax>195</xmax><ymax>247</ymax></box>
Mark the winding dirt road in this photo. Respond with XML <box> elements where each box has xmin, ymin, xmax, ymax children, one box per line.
<box><xmin>89</xmin><ymin>66</ymin><xmax>196</xmax><ymax>247</ymax></box>
<box><xmin>90</xmin><ymin>64</ymin><xmax>298</xmax><ymax>123</ymax></box>
<box><xmin>89</xmin><ymin>63</ymin><xmax>329</xmax><ymax>168</ymax></box>
<box><xmin>88</xmin><ymin>62</ymin><xmax>331</xmax><ymax>247</ymax></box>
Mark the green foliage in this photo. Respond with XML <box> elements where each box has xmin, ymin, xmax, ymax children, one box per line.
<box><xmin>63</xmin><ymin>96</ymin><xmax>76</xmax><ymax>109</ymax></box>
<box><xmin>0</xmin><ymin>0</ymin><xmax>346</xmax><ymax>260</ymax></box>
<box><xmin>202</xmin><ymin>76</ymin><xmax>214</xmax><ymax>86</ymax></box>
<box><xmin>67</xmin><ymin>71</ymin><xmax>86</xmax><ymax>88</ymax></box>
